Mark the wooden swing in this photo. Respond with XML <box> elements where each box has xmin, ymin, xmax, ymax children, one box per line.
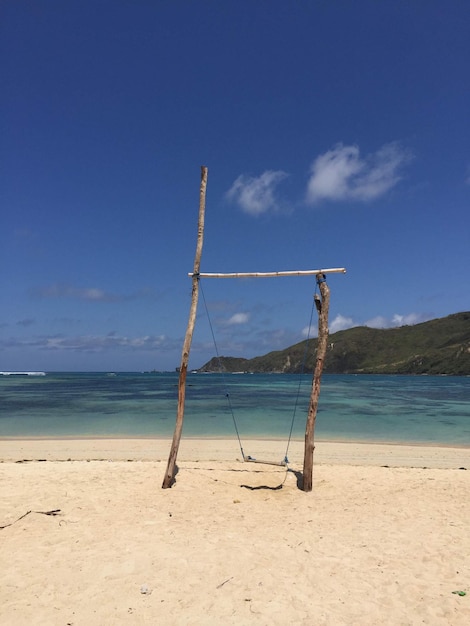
<box><xmin>162</xmin><ymin>166</ymin><xmax>346</xmax><ymax>491</ymax></box>
<box><xmin>198</xmin><ymin>275</ymin><xmax>317</xmax><ymax>469</ymax></box>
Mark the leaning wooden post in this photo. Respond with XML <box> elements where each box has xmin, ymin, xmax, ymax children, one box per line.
<box><xmin>162</xmin><ymin>166</ymin><xmax>208</xmax><ymax>489</ymax></box>
<box><xmin>302</xmin><ymin>273</ymin><xmax>330</xmax><ymax>492</ymax></box>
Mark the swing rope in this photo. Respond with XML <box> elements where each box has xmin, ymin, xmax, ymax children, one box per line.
<box><xmin>283</xmin><ymin>282</ymin><xmax>318</xmax><ymax>464</ymax></box>
<box><xmin>199</xmin><ymin>281</ymin><xmax>247</xmax><ymax>461</ymax></box>
<box><xmin>199</xmin><ymin>278</ymin><xmax>319</xmax><ymax>467</ymax></box>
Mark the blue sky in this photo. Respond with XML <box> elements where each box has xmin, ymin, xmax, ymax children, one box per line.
<box><xmin>1</xmin><ymin>0</ymin><xmax>469</xmax><ymax>372</ymax></box>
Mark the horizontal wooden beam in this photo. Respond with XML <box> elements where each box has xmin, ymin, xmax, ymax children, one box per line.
<box><xmin>189</xmin><ymin>267</ymin><xmax>346</xmax><ymax>279</ymax></box>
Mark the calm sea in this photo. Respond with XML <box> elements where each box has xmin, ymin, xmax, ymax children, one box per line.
<box><xmin>0</xmin><ymin>372</ymin><xmax>469</xmax><ymax>446</ymax></box>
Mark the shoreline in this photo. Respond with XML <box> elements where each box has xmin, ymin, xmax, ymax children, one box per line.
<box><xmin>1</xmin><ymin>433</ymin><xmax>469</xmax><ymax>448</ymax></box>
<box><xmin>1</xmin><ymin>437</ymin><xmax>469</xmax><ymax>468</ymax></box>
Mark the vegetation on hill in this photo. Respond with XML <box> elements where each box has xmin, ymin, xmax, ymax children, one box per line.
<box><xmin>198</xmin><ymin>312</ymin><xmax>470</xmax><ymax>376</ymax></box>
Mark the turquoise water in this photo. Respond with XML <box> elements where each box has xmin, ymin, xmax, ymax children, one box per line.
<box><xmin>0</xmin><ymin>372</ymin><xmax>469</xmax><ymax>445</ymax></box>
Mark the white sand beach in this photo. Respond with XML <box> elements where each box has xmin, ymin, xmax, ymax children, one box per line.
<box><xmin>1</xmin><ymin>438</ymin><xmax>469</xmax><ymax>625</ymax></box>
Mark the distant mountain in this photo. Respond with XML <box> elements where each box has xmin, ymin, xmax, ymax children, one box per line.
<box><xmin>198</xmin><ymin>312</ymin><xmax>470</xmax><ymax>376</ymax></box>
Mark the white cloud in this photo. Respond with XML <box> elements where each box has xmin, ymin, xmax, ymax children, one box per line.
<box><xmin>302</xmin><ymin>313</ymin><xmax>354</xmax><ymax>337</ymax></box>
<box><xmin>465</xmin><ymin>163</ymin><xmax>470</xmax><ymax>185</ymax></box>
<box><xmin>391</xmin><ymin>312</ymin><xmax>426</xmax><ymax>326</ymax></box>
<box><xmin>226</xmin><ymin>312</ymin><xmax>250</xmax><ymax>325</ymax></box>
<box><xmin>226</xmin><ymin>170</ymin><xmax>288</xmax><ymax>215</ymax></box>
<box><xmin>330</xmin><ymin>314</ymin><xmax>355</xmax><ymax>333</ymax></box>
<box><xmin>366</xmin><ymin>312</ymin><xmax>433</xmax><ymax>328</ymax></box>
<box><xmin>364</xmin><ymin>315</ymin><xmax>389</xmax><ymax>329</ymax></box>
<box><xmin>302</xmin><ymin>324</ymin><xmax>317</xmax><ymax>338</ymax></box>
<box><xmin>306</xmin><ymin>142</ymin><xmax>412</xmax><ymax>204</ymax></box>
<box><xmin>304</xmin><ymin>312</ymin><xmax>430</xmax><ymax>335</ymax></box>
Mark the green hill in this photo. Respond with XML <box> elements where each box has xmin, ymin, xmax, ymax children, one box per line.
<box><xmin>198</xmin><ymin>312</ymin><xmax>470</xmax><ymax>375</ymax></box>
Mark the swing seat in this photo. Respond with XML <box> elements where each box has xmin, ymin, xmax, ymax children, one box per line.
<box><xmin>244</xmin><ymin>456</ymin><xmax>288</xmax><ymax>467</ymax></box>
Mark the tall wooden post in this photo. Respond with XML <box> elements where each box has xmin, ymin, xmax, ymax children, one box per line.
<box><xmin>302</xmin><ymin>273</ymin><xmax>330</xmax><ymax>492</ymax></box>
<box><xmin>162</xmin><ymin>166</ymin><xmax>208</xmax><ymax>489</ymax></box>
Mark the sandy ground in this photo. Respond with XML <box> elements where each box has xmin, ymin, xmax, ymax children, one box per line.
<box><xmin>1</xmin><ymin>438</ymin><xmax>469</xmax><ymax>625</ymax></box>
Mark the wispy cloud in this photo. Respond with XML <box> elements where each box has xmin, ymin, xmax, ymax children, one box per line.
<box><xmin>254</xmin><ymin>328</ymin><xmax>292</xmax><ymax>348</ymax></box>
<box><xmin>365</xmin><ymin>312</ymin><xmax>433</xmax><ymax>328</ymax></box>
<box><xmin>306</xmin><ymin>142</ymin><xmax>412</xmax><ymax>204</ymax></box>
<box><xmin>14</xmin><ymin>228</ymin><xmax>38</xmax><ymax>241</ymax></box>
<box><xmin>209</xmin><ymin>327</ymin><xmax>294</xmax><ymax>357</ymax></box>
<box><xmin>301</xmin><ymin>311</ymin><xmax>431</xmax><ymax>335</ymax></box>
<box><xmin>1</xmin><ymin>333</ymin><xmax>178</xmax><ymax>353</ymax></box>
<box><xmin>17</xmin><ymin>318</ymin><xmax>35</xmax><ymax>327</ymax></box>
<box><xmin>226</xmin><ymin>170</ymin><xmax>289</xmax><ymax>216</ymax></box>
<box><xmin>33</xmin><ymin>284</ymin><xmax>158</xmax><ymax>303</ymax></box>
<box><xmin>33</xmin><ymin>284</ymin><xmax>122</xmax><ymax>302</ymax></box>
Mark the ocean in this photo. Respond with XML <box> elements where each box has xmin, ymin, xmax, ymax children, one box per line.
<box><xmin>0</xmin><ymin>372</ymin><xmax>469</xmax><ymax>446</ymax></box>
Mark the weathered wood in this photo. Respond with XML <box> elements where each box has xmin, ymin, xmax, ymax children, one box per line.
<box><xmin>244</xmin><ymin>457</ymin><xmax>288</xmax><ymax>467</ymax></box>
<box><xmin>162</xmin><ymin>166</ymin><xmax>208</xmax><ymax>489</ymax></box>
<box><xmin>190</xmin><ymin>268</ymin><xmax>346</xmax><ymax>279</ymax></box>
<box><xmin>302</xmin><ymin>273</ymin><xmax>330</xmax><ymax>492</ymax></box>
